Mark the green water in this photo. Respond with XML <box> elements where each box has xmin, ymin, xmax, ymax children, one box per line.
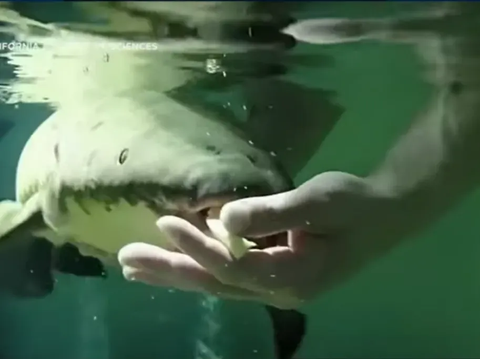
<box><xmin>0</xmin><ymin>2</ymin><xmax>480</xmax><ymax>359</ymax></box>
<box><xmin>296</xmin><ymin>41</ymin><xmax>480</xmax><ymax>359</ymax></box>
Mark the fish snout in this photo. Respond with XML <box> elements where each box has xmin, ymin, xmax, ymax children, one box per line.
<box><xmin>174</xmin><ymin>166</ymin><xmax>291</xmax><ymax>252</ymax></box>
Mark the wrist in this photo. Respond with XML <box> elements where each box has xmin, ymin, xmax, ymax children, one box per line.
<box><xmin>364</xmin><ymin>168</ymin><xmax>475</xmax><ymax>237</ymax></box>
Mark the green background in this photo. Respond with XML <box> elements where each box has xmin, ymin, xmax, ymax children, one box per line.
<box><xmin>1</xmin><ymin>2</ymin><xmax>480</xmax><ymax>359</ymax></box>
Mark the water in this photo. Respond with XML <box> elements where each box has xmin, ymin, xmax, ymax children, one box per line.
<box><xmin>0</xmin><ymin>2</ymin><xmax>479</xmax><ymax>359</ymax></box>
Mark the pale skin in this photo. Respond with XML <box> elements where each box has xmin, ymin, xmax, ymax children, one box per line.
<box><xmin>118</xmin><ymin>5</ymin><xmax>480</xmax><ymax>309</ymax></box>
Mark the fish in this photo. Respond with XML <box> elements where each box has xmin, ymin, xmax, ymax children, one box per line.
<box><xmin>0</xmin><ymin>3</ymin><xmax>344</xmax><ymax>359</ymax></box>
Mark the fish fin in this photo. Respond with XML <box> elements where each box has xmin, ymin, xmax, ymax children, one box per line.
<box><xmin>265</xmin><ymin>305</ymin><xmax>307</xmax><ymax>359</ymax></box>
<box><xmin>53</xmin><ymin>243</ymin><xmax>107</xmax><ymax>278</ymax></box>
<box><xmin>0</xmin><ymin>197</ymin><xmax>44</xmax><ymax>241</ymax></box>
<box><xmin>19</xmin><ymin>237</ymin><xmax>55</xmax><ymax>298</ymax></box>
<box><xmin>0</xmin><ymin>198</ymin><xmax>54</xmax><ymax>298</ymax></box>
<box><xmin>243</xmin><ymin>78</ymin><xmax>344</xmax><ymax>177</ymax></box>
<box><xmin>169</xmin><ymin>77</ymin><xmax>343</xmax><ymax>178</ymax></box>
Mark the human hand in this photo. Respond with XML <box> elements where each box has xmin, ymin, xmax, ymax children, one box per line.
<box><xmin>118</xmin><ymin>171</ymin><xmax>409</xmax><ymax>309</ymax></box>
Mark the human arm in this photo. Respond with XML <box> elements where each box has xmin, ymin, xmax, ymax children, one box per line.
<box><xmin>118</xmin><ymin>11</ymin><xmax>480</xmax><ymax>308</ymax></box>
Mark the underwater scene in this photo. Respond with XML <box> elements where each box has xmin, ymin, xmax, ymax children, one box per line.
<box><xmin>0</xmin><ymin>2</ymin><xmax>479</xmax><ymax>359</ymax></box>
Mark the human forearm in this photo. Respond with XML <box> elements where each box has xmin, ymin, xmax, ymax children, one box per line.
<box><xmin>368</xmin><ymin>36</ymin><xmax>480</xmax><ymax>221</ymax></box>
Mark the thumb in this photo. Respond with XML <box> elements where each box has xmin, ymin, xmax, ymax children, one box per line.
<box><xmin>219</xmin><ymin>188</ymin><xmax>310</xmax><ymax>238</ymax></box>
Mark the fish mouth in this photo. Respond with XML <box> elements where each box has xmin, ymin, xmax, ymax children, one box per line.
<box><xmin>179</xmin><ymin>195</ymin><xmax>287</xmax><ymax>251</ymax></box>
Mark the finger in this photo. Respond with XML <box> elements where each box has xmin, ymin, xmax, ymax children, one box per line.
<box><xmin>155</xmin><ymin>216</ymin><xmax>307</xmax><ymax>292</ymax></box>
<box><xmin>118</xmin><ymin>243</ymin><xmax>266</xmax><ymax>302</ymax></box>
<box><xmin>119</xmin><ymin>242</ymin><xmax>222</xmax><ymax>287</ymax></box>
<box><xmin>155</xmin><ymin>216</ymin><xmax>247</xmax><ymax>284</ymax></box>
<box><xmin>154</xmin><ymin>216</ymin><xmax>294</xmax><ymax>290</ymax></box>
<box><xmin>155</xmin><ymin>216</ymin><xmax>322</xmax><ymax>297</ymax></box>
<box><xmin>123</xmin><ymin>266</ymin><xmax>262</xmax><ymax>302</ymax></box>
<box><xmin>220</xmin><ymin>189</ymin><xmax>311</xmax><ymax>238</ymax></box>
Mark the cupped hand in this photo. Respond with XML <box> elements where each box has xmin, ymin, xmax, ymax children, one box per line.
<box><xmin>118</xmin><ymin>171</ymin><xmax>405</xmax><ymax>309</ymax></box>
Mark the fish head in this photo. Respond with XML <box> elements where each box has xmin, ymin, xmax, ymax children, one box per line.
<box><xmin>42</xmin><ymin>89</ymin><xmax>292</xmax><ymax>240</ymax></box>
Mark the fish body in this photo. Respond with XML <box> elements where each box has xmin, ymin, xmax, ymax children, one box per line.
<box><xmin>1</xmin><ymin>87</ymin><xmax>303</xmax><ymax>359</ymax></box>
<box><xmin>14</xmin><ymin>89</ymin><xmax>291</xmax><ymax>263</ymax></box>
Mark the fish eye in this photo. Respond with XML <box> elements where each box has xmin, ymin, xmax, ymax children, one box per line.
<box><xmin>118</xmin><ymin>149</ymin><xmax>129</xmax><ymax>165</ymax></box>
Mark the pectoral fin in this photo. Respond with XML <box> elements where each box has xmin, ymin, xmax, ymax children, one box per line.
<box><xmin>53</xmin><ymin>243</ymin><xmax>107</xmax><ymax>279</ymax></box>
<box><xmin>0</xmin><ymin>197</ymin><xmax>55</xmax><ymax>298</ymax></box>
<box><xmin>0</xmin><ymin>196</ymin><xmax>44</xmax><ymax>241</ymax></box>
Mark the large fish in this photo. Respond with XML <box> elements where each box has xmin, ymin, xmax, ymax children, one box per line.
<box><xmin>0</xmin><ymin>3</ymin><xmax>343</xmax><ymax>359</ymax></box>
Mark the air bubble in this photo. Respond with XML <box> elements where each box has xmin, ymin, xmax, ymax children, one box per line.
<box><xmin>205</xmin><ymin>58</ymin><xmax>221</xmax><ymax>74</ymax></box>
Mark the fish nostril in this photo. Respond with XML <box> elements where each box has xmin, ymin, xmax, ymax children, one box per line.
<box><xmin>53</xmin><ymin>143</ymin><xmax>60</xmax><ymax>163</ymax></box>
<box><xmin>247</xmin><ymin>155</ymin><xmax>257</xmax><ymax>165</ymax></box>
<box><xmin>206</xmin><ymin>145</ymin><xmax>222</xmax><ymax>155</ymax></box>
<box><xmin>118</xmin><ymin>149</ymin><xmax>129</xmax><ymax>165</ymax></box>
